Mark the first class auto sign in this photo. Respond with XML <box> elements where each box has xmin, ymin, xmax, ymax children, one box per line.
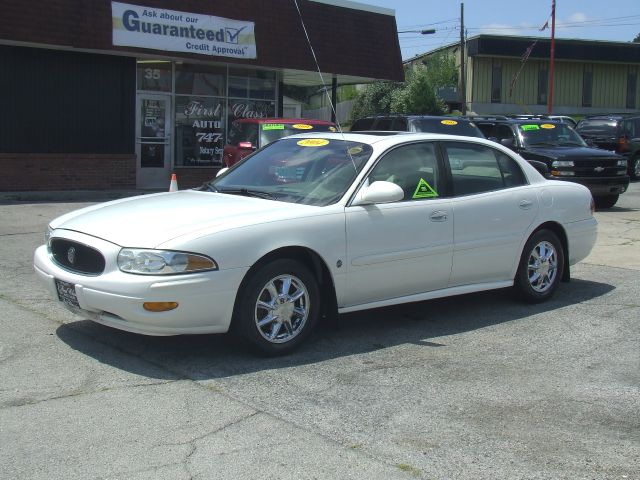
<box><xmin>112</xmin><ymin>1</ymin><xmax>257</xmax><ymax>59</ymax></box>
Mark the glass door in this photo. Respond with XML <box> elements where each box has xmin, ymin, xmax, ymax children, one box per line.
<box><xmin>136</xmin><ymin>94</ymin><xmax>172</xmax><ymax>189</ymax></box>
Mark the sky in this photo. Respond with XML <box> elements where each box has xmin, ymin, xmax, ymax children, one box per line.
<box><xmin>359</xmin><ymin>0</ymin><xmax>640</xmax><ymax>60</ymax></box>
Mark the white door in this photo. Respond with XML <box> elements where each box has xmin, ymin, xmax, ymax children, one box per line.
<box><xmin>343</xmin><ymin>141</ymin><xmax>453</xmax><ymax>308</ymax></box>
<box><xmin>136</xmin><ymin>94</ymin><xmax>171</xmax><ymax>189</ymax></box>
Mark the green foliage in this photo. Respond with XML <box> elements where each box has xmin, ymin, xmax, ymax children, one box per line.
<box><xmin>634</xmin><ymin>32</ymin><xmax>640</xmax><ymax>43</ymax></box>
<box><xmin>351</xmin><ymin>52</ymin><xmax>458</xmax><ymax>119</ymax></box>
<box><xmin>350</xmin><ymin>81</ymin><xmax>401</xmax><ymax>119</ymax></box>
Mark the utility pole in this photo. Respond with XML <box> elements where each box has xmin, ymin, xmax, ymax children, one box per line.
<box><xmin>460</xmin><ymin>2</ymin><xmax>466</xmax><ymax>115</ymax></box>
<box><xmin>548</xmin><ymin>0</ymin><xmax>556</xmax><ymax>114</ymax></box>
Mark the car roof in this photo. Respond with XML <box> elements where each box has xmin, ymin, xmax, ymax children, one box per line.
<box><xmin>354</xmin><ymin>114</ymin><xmax>474</xmax><ymax>122</ymax></box>
<box><xmin>233</xmin><ymin>117</ymin><xmax>335</xmax><ymax>125</ymax></box>
<box><xmin>472</xmin><ymin>117</ymin><xmax>562</xmax><ymax>124</ymax></box>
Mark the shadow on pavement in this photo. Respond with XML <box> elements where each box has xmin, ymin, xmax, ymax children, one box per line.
<box><xmin>56</xmin><ymin>278</ymin><xmax>615</xmax><ymax>381</ymax></box>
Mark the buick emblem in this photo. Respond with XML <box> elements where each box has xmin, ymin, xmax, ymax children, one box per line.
<box><xmin>67</xmin><ymin>247</ymin><xmax>76</xmax><ymax>264</ymax></box>
<box><xmin>594</xmin><ymin>166</ymin><xmax>605</xmax><ymax>173</ymax></box>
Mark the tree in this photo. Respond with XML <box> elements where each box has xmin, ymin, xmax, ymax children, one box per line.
<box><xmin>634</xmin><ymin>32</ymin><xmax>640</xmax><ymax>43</ymax></box>
<box><xmin>350</xmin><ymin>52</ymin><xmax>458</xmax><ymax>120</ymax></box>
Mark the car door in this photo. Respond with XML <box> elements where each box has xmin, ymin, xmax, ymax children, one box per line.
<box><xmin>343</xmin><ymin>141</ymin><xmax>453</xmax><ymax>307</ymax></box>
<box><xmin>442</xmin><ymin>141</ymin><xmax>539</xmax><ymax>286</ymax></box>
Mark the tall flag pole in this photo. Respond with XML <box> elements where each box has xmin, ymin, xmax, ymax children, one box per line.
<box><xmin>548</xmin><ymin>0</ymin><xmax>556</xmax><ymax>114</ymax></box>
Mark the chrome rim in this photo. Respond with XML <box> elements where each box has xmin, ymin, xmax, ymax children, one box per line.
<box><xmin>527</xmin><ymin>240</ymin><xmax>558</xmax><ymax>293</ymax></box>
<box><xmin>254</xmin><ymin>274</ymin><xmax>309</xmax><ymax>344</ymax></box>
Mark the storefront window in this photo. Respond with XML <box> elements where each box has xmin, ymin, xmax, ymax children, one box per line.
<box><xmin>175</xmin><ymin>96</ymin><xmax>225</xmax><ymax>167</ymax></box>
<box><xmin>175</xmin><ymin>64</ymin><xmax>226</xmax><ymax>96</ymax></box>
<box><xmin>227</xmin><ymin>99</ymin><xmax>276</xmax><ymax>130</ymax></box>
<box><xmin>228</xmin><ymin>68</ymin><xmax>276</xmax><ymax>100</ymax></box>
<box><xmin>136</xmin><ymin>61</ymin><xmax>172</xmax><ymax>92</ymax></box>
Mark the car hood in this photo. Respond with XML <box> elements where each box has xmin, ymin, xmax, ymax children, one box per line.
<box><xmin>50</xmin><ymin>190</ymin><xmax>321</xmax><ymax>248</ymax></box>
<box><xmin>525</xmin><ymin>145</ymin><xmax>621</xmax><ymax>160</ymax></box>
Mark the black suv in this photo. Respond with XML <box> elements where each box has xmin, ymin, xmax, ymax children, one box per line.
<box><xmin>350</xmin><ymin>115</ymin><xmax>485</xmax><ymax>137</ymax></box>
<box><xmin>473</xmin><ymin>117</ymin><xmax>630</xmax><ymax>208</ymax></box>
<box><xmin>576</xmin><ymin>115</ymin><xmax>640</xmax><ymax>179</ymax></box>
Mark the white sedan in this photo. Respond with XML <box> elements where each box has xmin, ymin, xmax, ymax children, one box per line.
<box><xmin>34</xmin><ymin>132</ymin><xmax>597</xmax><ymax>355</ymax></box>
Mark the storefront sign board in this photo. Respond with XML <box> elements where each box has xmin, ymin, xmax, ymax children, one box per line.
<box><xmin>112</xmin><ymin>2</ymin><xmax>257</xmax><ymax>59</ymax></box>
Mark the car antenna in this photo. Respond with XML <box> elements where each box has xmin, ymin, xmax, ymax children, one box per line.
<box><xmin>292</xmin><ymin>0</ymin><xmax>359</xmax><ymax>173</ymax></box>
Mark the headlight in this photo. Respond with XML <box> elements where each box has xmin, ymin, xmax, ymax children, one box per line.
<box><xmin>117</xmin><ymin>248</ymin><xmax>218</xmax><ymax>275</ymax></box>
<box><xmin>551</xmin><ymin>160</ymin><xmax>574</xmax><ymax>167</ymax></box>
<box><xmin>617</xmin><ymin>159</ymin><xmax>627</xmax><ymax>167</ymax></box>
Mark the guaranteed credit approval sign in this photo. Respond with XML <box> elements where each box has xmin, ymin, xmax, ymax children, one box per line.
<box><xmin>112</xmin><ymin>2</ymin><xmax>256</xmax><ymax>59</ymax></box>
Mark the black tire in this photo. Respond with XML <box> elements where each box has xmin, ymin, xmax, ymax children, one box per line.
<box><xmin>514</xmin><ymin>229</ymin><xmax>565</xmax><ymax>303</ymax></box>
<box><xmin>233</xmin><ymin>258</ymin><xmax>320</xmax><ymax>355</ymax></box>
<box><xmin>594</xmin><ymin>195</ymin><xmax>619</xmax><ymax>209</ymax></box>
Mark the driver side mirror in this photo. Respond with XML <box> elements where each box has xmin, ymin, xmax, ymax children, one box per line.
<box><xmin>352</xmin><ymin>181</ymin><xmax>404</xmax><ymax>206</ymax></box>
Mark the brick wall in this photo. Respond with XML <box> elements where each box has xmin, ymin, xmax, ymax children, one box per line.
<box><xmin>0</xmin><ymin>154</ymin><xmax>136</xmax><ymax>191</ymax></box>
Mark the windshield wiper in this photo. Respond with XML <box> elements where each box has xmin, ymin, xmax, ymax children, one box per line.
<box><xmin>216</xmin><ymin>188</ymin><xmax>277</xmax><ymax>200</ymax></box>
<box><xmin>200</xmin><ymin>182</ymin><xmax>218</xmax><ymax>192</ymax></box>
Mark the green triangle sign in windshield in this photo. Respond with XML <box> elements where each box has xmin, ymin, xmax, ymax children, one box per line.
<box><xmin>412</xmin><ymin>178</ymin><xmax>438</xmax><ymax>199</ymax></box>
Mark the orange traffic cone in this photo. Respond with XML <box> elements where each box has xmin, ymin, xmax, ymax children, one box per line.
<box><xmin>169</xmin><ymin>173</ymin><xmax>178</xmax><ymax>192</ymax></box>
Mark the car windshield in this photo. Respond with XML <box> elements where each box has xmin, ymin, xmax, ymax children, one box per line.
<box><xmin>519</xmin><ymin>123</ymin><xmax>587</xmax><ymax>147</ymax></box>
<box><xmin>259</xmin><ymin>123</ymin><xmax>336</xmax><ymax>147</ymax></box>
<box><xmin>209</xmin><ymin>137</ymin><xmax>372</xmax><ymax>206</ymax></box>
<box><xmin>410</xmin><ymin>118</ymin><xmax>484</xmax><ymax>137</ymax></box>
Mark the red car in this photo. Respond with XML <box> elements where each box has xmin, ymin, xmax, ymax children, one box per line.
<box><xmin>223</xmin><ymin>118</ymin><xmax>337</xmax><ymax>167</ymax></box>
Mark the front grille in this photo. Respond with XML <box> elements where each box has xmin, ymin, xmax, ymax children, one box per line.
<box><xmin>573</xmin><ymin>158</ymin><xmax>619</xmax><ymax>177</ymax></box>
<box><xmin>50</xmin><ymin>239</ymin><xmax>105</xmax><ymax>275</ymax></box>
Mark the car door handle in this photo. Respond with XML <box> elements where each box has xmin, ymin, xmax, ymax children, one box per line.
<box><xmin>429</xmin><ymin>211</ymin><xmax>448</xmax><ymax>222</ymax></box>
<box><xmin>519</xmin><ymin>200</ymin><xmax>533</xmax><ymax>209</ymax></box>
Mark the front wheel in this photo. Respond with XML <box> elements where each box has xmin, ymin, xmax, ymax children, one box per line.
<box><xmin>594</xmin><ymin>195</ymin><xmax>619</xmax><ymax>209</ymax></box>
<box><xmin>514</xmin><ymin>229</ymin><xmax>565</xmax><ymax>303</ymax></box>
<box><xmin>233</xmin><ymin>259</ymin><xmax>320</xmax><ymax>355</ymax></box>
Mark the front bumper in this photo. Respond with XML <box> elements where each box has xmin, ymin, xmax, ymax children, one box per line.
<box><xmin>555</xmin><ymin>176</ymin><xmax>630</xmax><ymax>196</ymax></box>
<box><xmin>34</xmin><ymin>243</ymin><xmax>248</xmax><ymax>336</ymax></box>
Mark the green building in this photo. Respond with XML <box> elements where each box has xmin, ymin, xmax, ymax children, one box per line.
<box><xmin>407</xmin><ymin>34</ymin><xmax>640</xmax><ymax>116</ymax></box>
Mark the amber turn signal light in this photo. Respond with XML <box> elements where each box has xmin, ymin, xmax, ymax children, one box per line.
<box><xmin>143</xmin><ymin>302</ymin><xmax>179</xmax><ymax>312</ymax></box>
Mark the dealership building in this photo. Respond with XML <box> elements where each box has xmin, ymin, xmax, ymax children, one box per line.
<box><xmin>0</xmin><ymin>0</ymin><xmax>403</xmax><ymax>191</ymax></box>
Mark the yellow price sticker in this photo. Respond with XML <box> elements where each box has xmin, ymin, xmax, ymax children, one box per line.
<box><xmin>297</xmin><ymin>139</ymin><xmax>330</xmax><ymax>147</ymax></box>
<box><xmin>541</xmin><ymin>123</ymin><xmax>556</xmax><ymax>129</ymax></box>
<box><xmin>441</xmin><ymin>119</ymin><xmax>458</xmax><ymax>126</ymax></box>
<box><xmin>292</xmin><ymin>124</ymin><xmax>313</xmax><ymax>130</ymax></box>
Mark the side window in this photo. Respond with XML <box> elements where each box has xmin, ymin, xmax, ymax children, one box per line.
<box><xmin>476</xmin><ymin>123</ymin><xmax>495</xmax><ymax>139</ymax></box>
<box><xmin>496</xmin><ymin>151</ymin><xmax>527</xmax><ymax>187</ymax></box>
<box><xmin>495</xmin><ymin>124</ymin><xmax>516</xmax><ymax>148</ymax></box>
<box><xmin>367</xmin><ymin>142</ymin><xmax>440</xmax><ymax>201</ymax></box>
<box><xmin>445</xmin><ymin>142</ymin><xmax>513</xmax><ymax>196</ymax></box>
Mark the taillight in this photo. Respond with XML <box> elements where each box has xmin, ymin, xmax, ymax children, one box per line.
<box><xmin>618</xmin><ymin>136</ymin><xmax>629</xmax><ymax>153</ymax></box>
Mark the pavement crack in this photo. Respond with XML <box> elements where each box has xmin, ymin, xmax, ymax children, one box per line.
<box><xmin>0</xmin><ymin>380</ymin><xmax>179</xmax><ymax>409</ymax></box>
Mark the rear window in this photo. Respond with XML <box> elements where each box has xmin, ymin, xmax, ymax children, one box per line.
<box><xmin>576</xmin><ymin>119</ymin><xmax>620</xmax><ymax>137</ymax></box>
<box><xmin>409</xmin><ymin>118</ymin><xmax>484</xmax><ymax>137</ymax></box>
<box><xmin>350</xmin><ymin>118</ymin><xmax>376</xmax><ymax>131</ymax></box>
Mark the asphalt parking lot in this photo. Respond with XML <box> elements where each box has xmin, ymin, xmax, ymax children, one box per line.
<box><xmin>1</xmin><ymin>183</ymin><xmax>638</xmax><ymax>480</ymax></box>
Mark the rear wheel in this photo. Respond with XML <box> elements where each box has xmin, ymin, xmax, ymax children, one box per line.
<box><xmin>515</xmin><ymin>229</ymin><xmax>564</xmax><ymax>303</ymax></box>
<box><xmin>233</xmin><ymin>259</ymin><xmax>319</xmax><ymax>355</ymax></box>
<box><xmin>594</xmin><ymin>195</ymin><xmax>619</xmax><ymax>209</ymax></box>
